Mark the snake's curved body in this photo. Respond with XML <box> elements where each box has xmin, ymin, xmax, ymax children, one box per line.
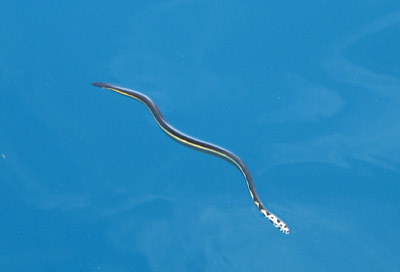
<box><xmin>92</xmin><ymin>82</ymin><xmax>289</xmax><ymax>234</ymax></box>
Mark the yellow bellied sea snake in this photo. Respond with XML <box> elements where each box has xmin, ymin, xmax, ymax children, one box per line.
<box><xmin>92</xmin><ymin>82</ymin><xmax>289</xmax><ymax>234</ymax></box>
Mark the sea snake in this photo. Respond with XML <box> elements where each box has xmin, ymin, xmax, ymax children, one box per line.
<box><xmin>92</xmin><ymin>82</ymin><xmax>289</xmax><ymax>234</ymax></box>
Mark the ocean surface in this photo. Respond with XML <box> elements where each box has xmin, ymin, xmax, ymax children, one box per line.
<box><xmin>1</xmin><ymin>1</ymin><xmax>400</xmax><ymax>271</ymax></box>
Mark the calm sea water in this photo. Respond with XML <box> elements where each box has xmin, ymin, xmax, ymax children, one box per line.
<box><xmin>1</xmin><ymin>1</ymin><xmax>400</xmax><ymax>271</ymax></box>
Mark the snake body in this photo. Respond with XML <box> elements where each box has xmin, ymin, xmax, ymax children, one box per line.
<box><xmin>92</xmin><ymin>82</ymin><xmax>289</xmax><ymax>234</ymax></box>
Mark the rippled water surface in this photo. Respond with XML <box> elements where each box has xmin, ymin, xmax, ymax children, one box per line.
<box><xmin>1</xmin><ymin>1</ymin><xmax>400</xmax><ymax>271</ymax></box>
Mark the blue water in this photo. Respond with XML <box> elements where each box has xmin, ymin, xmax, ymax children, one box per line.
<box><xmin>1</xmin><ymin>1</ymin><xmax>400</xmax><ymax>271</ymax></box>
